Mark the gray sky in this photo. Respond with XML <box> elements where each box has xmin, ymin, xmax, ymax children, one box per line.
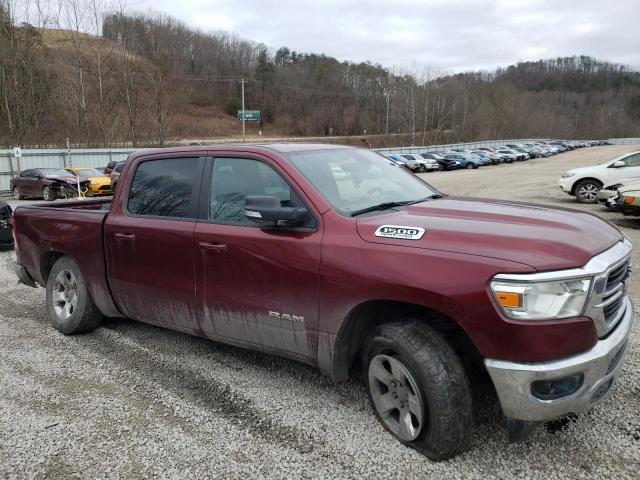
<box><xmin>125</xmin><ymin>0</ymin><xmax>640</xmax><ymax>72</ymax></box>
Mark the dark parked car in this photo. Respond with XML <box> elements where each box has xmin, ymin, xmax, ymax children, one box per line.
<box><xmin>110</xmin><ymin>162</ymin><xmax>125</xmax><ymax>191</ymax></box>
<box><xmin>0</xmin><ymin>201</ymin><xmax>13</xmax><ymax>250</ymax></box>
<box><xmin>104</xmin><ymin>160</ymin><xmax>119</xmax><ymax>176</ymax></box>
<box><xmin>10</xmin><ymin>168</ymin><xmax>89</xmax><ymax>201</ymax></box>
<box><xmin>420</xmin><ymin>152</ymin><xmax>458</xmax><ymax>170</ymax></box>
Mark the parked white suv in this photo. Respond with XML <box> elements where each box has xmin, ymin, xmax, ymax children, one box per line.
<box><xmin>559</xmin><ymin>151</ymin><xmax>640</xmax><ymax>203</ymax></box>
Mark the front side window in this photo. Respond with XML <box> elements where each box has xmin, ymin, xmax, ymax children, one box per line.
<box><xmin>622</xmin><ymin>153</ymin><xmax>640</xmax><ymax>167</ymax></box>
<box><xmin>286</xmin><ymin>148</ymin><xmax>437</xmax><ymax>216</ymax></box>
<box><xmin>209</xmin><ymin>157</ymin><xmax>293</xmax><ymax>225</ymax></box>
<box><xmin>128</xmin><ymin>157</ymin><xmax>199</xmax><ymax>218</ymax></box>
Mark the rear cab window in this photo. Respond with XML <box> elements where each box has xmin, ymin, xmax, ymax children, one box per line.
<box><xmin>127</xmin><ymin>157</ymin><xmax>201</xmax><ymax>219</ymax></box>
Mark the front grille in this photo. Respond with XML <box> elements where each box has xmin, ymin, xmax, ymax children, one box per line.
<box><xmin>607</xmin><ymin>262</ymin><xmax>629</xmax><ymax>289</ymax></box>
<box><xmin>601</xmin><ymin>260</ymin><xmax>630</xmax><ymax>329</ymax></box>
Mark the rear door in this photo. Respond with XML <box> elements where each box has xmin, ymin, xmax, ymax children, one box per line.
<box><xmin>105</xmin><ymin>155</ymin><xmax>206</xmax><ymax>332</ymax></box>
<box><xmin>193</xmin><ymin>155</ymin><xmax>322</xmax><ymax>361</ymax></box>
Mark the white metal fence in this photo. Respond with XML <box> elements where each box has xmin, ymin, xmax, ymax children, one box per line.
<box><xmin>2</xmin><ymin>138</ymin><xmax>639</xmax><ymax>193</ymax></box>
<box><xmin>0</xmin><ymin>148</ymin><xmax>142</xmax><ymax>192</ymax></box>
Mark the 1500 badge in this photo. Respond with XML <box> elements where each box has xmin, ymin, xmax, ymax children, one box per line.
<box><xmin>374</xmin><ymin>225</ymin><xmax>425</xmax><ymax>240</ymax></box>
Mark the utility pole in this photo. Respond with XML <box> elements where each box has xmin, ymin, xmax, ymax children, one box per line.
<box><xmin>241</xmin><ymin>78</ymin><xmax>246</xmax><ymax>142</ymax></box>
<box><xmin>385</xmin><ymin>92</ymin><xmax>390</xmax><ymax>136</ymax></box>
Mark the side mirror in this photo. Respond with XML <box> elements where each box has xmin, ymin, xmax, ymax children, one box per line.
<box><xmin>245</xmin><ymin>195</ymin><xmax>307</xmax><ymax>228</ymax></box>
<box><xmin>612</xmin><ymin>160</ymin><xmax>626</xmax><ymax>168</ymax></box>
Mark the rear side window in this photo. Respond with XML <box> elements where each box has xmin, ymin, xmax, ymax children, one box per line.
<box><xmin>128</xmin><ymin>157</ymin><xmax>199</xmax><ymax>218</ymax></box>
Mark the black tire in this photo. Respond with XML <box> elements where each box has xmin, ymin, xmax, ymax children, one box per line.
<box><xmin>419</xmin><ymin>165</ymin><xmax>427</xmax><ymax>173</ymax></box>
<box><xmin>45</xmin><ymin>256</ymin><xmax>102</xmax><ymax>334</ymax></box>
<box><xmin>363</xmin><ymin>320</ymin><xmax>473</xmax><ymax>461</ymax></box>
<box><xmin>13</xmin><ymin>187</ymin><xmax>24</xmax><ymax>200</ymax></box>
<box><xmin>43</xmin><ymin>186</ymin><xmax>56</xmax><ymax>201</ymax></box>
<box><xmin>466</xmin><ymin>163</ymin><xmax>474</xmax><ymax>170</ymax></box>
<box><xmin>574</xmin><ymin>179</ymin><xmax>602</xmax><ymax>204</ymax></box>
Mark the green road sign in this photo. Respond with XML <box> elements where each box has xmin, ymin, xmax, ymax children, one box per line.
<box><xmin>238</xmin><ymin>110</ymin><xmax>261</xmax><ymax>121</ymax></box>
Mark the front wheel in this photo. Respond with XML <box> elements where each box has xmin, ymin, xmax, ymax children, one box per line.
<box><xmin>46</xmin><ymin>256</ymin><xmax>103</xmax><ymax>334</ymax></box>
<box><xmin>466</xmin><ymin>163</ymin><xmax>474</xmax><ymax>170</ymax></box>
<box><xmin>575</xmin><ymin>179</ymin><xmax>601</xmax><ymax>203</ymax></box>
<box><xmin>13</xmin><ymin>187</ymin><xmax>24</xmax><ymax>200</ymax></box>
<box><xmin>43</xmin><ymin>186</ymin><xmax>56</xmax><ymax>201</ymax></box>
<box><xmin>363</xmin><ymin>321</ymin><xmax>473</xmax><ymax>460</ymax></box>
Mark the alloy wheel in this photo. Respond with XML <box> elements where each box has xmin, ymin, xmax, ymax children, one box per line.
<box><xmin>578</xmin><ymin>183</ymin><xmax>599</xmax><ymax>202</ymax></box>
<box><xmin>368</xmin><ymin>354</ymin><xmax>425</xmax><ymax>442</ymax></box>
<box><xmin>52</xmin><ymin>270</ymin><xmax>79</xmax><ymax>320</ymax></box>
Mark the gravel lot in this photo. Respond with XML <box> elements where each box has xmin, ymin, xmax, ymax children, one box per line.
<box><xmin>1</xmin><ymin>145</ymin><xmax>639</xmax><ymax>479</ymax></box>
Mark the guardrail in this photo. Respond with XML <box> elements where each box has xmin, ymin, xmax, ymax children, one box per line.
<box><xmin>2</xmin><ymin>138</ymin><xmax>638</xmax><ymax>193</ymax></box>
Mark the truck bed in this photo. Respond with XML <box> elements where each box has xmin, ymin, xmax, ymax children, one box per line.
<box><xmin>13</xmin><ymin>198</ymin><xmax>121</xmax><ymax>318</ymax></box>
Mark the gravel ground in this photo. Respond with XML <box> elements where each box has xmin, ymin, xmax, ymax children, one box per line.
<box><xmin>1</xmin><ymin>146</ymin><xmax>639</xmax><ymax>479</ymax></box>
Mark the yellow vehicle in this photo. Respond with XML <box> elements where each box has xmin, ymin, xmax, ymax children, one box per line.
<box><xmin>65</xmin><ymin>168</ymin><xmax>113</xmax><ymax>196</ymax></box>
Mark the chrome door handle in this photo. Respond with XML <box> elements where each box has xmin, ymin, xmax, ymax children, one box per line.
<box><xmin>114</xmin><ymin>232</ymin><xmax>135</xmax><ymax>241</ymax></box>
<box><xmin>199</xmin><ymin>242</ymin><xmax>227</xmax><ymax>253</ymax></box>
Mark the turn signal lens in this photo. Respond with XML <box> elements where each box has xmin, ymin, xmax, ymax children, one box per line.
<box><xmin>624</xmin><ymin>196</ymin><xmax>634</xmax><ymax>205</ymax></box>
<box><xmin>495</xmin><ymin>291</ymin><xmax>522</xmax><ymax>308</ymax></box>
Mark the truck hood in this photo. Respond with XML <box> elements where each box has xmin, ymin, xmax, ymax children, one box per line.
<box><xmin>355</xmin><ymin>197</ymin><xmax>622</xmax><ymax>271</ymax></box>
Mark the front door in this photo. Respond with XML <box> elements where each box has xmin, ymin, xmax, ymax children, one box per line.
<box><xmin>194</xmin><ymin>156</ymin><xmax>322</xmax><ymax>361</ymax></box>
<box><xmin>105</xmin><ymin>156</ymin><xmax>205</xmax><ymax>332</ymax></box>
<box><xmin>609</xmin><ymin>152</ymin><xmax>640</xmax><ymax>182</ymax></box>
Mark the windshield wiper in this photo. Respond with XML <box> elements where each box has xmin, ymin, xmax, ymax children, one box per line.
<box><xmin>350</xmin><ymin>201</ymin><xmax>412</xmax><ymax>217</ymax></box>
<box><xmin>350</xmin><ymin>195</ymin><xmax>442</xmax><ymax>217</ymax></box>
<box><xmin>405</xmin><ymin>194</ymin><xmax>443</xmax><ymax>205</ymax></box>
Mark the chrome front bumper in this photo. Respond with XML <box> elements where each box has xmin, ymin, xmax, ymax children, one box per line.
<box><xmin>485</xmin><ymin>296</ymin><xmax>633</xmax><ymax>422</ymax></box>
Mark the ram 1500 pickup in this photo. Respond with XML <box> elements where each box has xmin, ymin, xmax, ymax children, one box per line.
<box><xmin>13</xmin><ymin>144</ymin><xmax>633</xmax><ymax>460</ymax></box>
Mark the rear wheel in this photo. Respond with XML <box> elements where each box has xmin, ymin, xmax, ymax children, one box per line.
<box><xmin>575</xmin><ymin>179</ymin><xmax>602</xmax><ymax>203</ymax></box>
<box><xmin>43</xmin><ymin>186</ymin><xmax>55</xmax><ymax>201</ymax></box>
<box><xmin>46</xmin><ymin>256</ymin><xmax>102</xmax><ymax>334</ymax></box>
<box><xmin>363</xmin><ymin>320</ymin><xmax>473</xmax><ymax>460</ymax></box>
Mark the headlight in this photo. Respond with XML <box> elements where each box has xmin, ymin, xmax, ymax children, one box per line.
<box><xmin>490</xmin><ymin>276</ymin><xmax>592</xmax><ymax>320</ymax></box>
<box><xmin>561</xmin><ymin>173</ymin><xmax>576</xmax><ymax>178</ymax></box>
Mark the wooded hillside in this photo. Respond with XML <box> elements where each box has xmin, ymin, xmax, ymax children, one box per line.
<box><xmin>2</xmin><ymin>1</ymin><xmax>639</xmax><ymax>148</ymax></box>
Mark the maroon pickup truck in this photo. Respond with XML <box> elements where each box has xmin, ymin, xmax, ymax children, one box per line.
<box><xmin>13</xmin><ymin>144</ymin><xmax>633</xmax><ymax>460</ymax></box>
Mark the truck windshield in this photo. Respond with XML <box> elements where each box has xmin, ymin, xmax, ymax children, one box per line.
<box><xmin>286</xmin><ymin>148</ymin><xmax>439</xmax><ymax>216</ymax></box>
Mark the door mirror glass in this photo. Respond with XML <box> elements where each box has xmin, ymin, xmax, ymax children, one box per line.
<box><xmin>245</xmin><ymin>195</ymin><xmax>308</xmax><ymax>228</ymax></box>
<box><xmin>612</xmin><ymin>160</ymin><xmax>626</xmax><ymax>168</ymax></box>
